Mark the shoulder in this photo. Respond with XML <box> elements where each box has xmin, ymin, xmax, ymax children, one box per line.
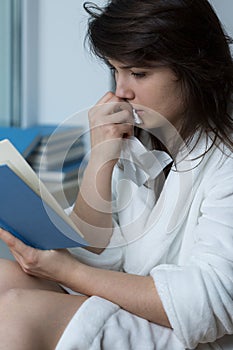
<box><xmin>172</xmin><ymin>132</ymin><xmax>233</xmax><ymax>196</ymax></box>
<box><xmin>196</xmin><ymin>134</ymin><xmax>233</xmax><ymax>196</ymax></box>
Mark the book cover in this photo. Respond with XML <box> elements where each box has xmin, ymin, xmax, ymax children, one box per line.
<box><xmin>0</xmin><ymin>127</ymin><xmax>41</xmax><ymax>158</ymax></box>
<box><xmin>0</xmin><ymin>139</ymin><xmax>88</xmax><ymax>250</ymax></box>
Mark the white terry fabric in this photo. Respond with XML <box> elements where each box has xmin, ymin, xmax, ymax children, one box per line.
<box><xmin>57</xmin><ymin>296</ymin><xmax>185</xmax><ymax>350</ymax></box>
<box><xmin>56</xmin><ymin>134</ymin><xmax>233</xmax><ymax>350</ymax></box>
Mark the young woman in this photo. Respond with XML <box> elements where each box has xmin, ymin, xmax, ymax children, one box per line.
<box><xmin>0</xmin><ymin>0</ymin><xmax>232</xmax><ymax>349</ymax></box>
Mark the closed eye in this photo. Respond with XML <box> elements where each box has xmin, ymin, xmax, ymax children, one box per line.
<box><xmin>131</xmin><ymin>72</ymin><xmax>146</xmax><ymax>79</ymax></box>
<box><xmin>109</xmin><ymin>65</ymin><xmax>146</xmax><ymax>79</ymax></box>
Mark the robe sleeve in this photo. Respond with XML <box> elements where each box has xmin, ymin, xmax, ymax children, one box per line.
<box><xmin>150</xmin><ymin>156</ymin><xmax>233</xmax><ymax>349</ymax></box>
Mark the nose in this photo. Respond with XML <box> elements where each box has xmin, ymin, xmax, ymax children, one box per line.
<box><xmin>115</xmin><ymin>77</ymin><xmax>135</xmax><ymax>101</ymax></box>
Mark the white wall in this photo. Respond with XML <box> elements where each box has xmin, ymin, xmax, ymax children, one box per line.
<box><xmin>209</xmin><ymin>0</ymin><xmax>233</xmax><ymax>38</ymax></box>
<box><xmin>22</xmin><ymin>0</ymin><xmax>110</xmax><ymax>127</ymax></box>
<box><xmin>38</xmin><ymin>0</ymin><xmax>110</xmax><ymax>125</ymax></box>
<box><xmin>38</xmin><ymin>0</ymin><xmax>111</xmax><ymax>125</ymax></box>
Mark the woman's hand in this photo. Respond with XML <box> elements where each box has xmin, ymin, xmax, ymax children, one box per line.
<box><xmin>88</xmin><ymin>91</ymin><xmax>134</xmax><ymax>167</ymax></box>
<box><xmin>0</xmin><ymin>229</ymin><xmax>78</xmax><ymax>284</ymax></box>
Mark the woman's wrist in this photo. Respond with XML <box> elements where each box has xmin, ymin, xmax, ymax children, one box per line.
<box><xmin>61</xmin><ymin>259</ymin><xmax>87</xmax><ymax>293</ymax></box>
<box><xmin>88</xmin><ymin>155</ymin><xmax>117</xmax><ymax>174</ymax></box>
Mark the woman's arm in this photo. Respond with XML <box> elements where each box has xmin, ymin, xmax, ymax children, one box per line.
<box><xmin>0</xmin><ymin>228</ymin><xmax>170</xmax><ymax>328</ymax></box>
<box><xmin>61</xmin><ymin>260</ymin><xmax>171</xmax><ymax>328</ymax></box>
<box><xmin>70</xmin><ymin>160</ymin><xmax>115</xmax><ymax>252</ymax></box>
<box><xmin>71</xmin><ymin>92</ymin><xmax>134</xmax><ymax>250</ymax></box>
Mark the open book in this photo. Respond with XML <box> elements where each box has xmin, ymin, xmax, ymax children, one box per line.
<box><xmin>0</xmin><ymin>139</ymin><xmax>88</xmax><ymax>250</ymax></box>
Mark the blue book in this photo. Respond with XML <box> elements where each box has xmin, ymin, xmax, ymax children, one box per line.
<box><xmin>0</xmin><ymin>127</ymin><xmax>41</xmax><ymax>158</ymax></box>
<box><xmin>0</xmin><ymin>139</ymin><xmax>88</xmax><ymax>250</ymax></box>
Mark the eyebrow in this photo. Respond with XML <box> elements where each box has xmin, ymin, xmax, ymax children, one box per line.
<box><xmin>118</xmin><ymin>65</ymin><xmax>134</xmax><ymax>69</ymax></box>
<box><xmin>106</xmin><ymin>61</ymin><xmax>167</xmax><ymax>70</ymax></box>
<box><xmin>107</xmin><ymin>62</ymin><xmax>133</xmax><ymax>69</ymax></box>
<box><xmin>108</xmin><ymin>63</ymin><xmax>153</xmax><ymax>70</ymax></box>
<box><xmin>108</xmin><ymin>61</ymin><xmax>165</xmax><ymax>70</ymax></box>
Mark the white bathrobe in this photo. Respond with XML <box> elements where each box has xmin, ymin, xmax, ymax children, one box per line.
<box><xmin>56</xmin><ymin>134</ymin><xmax>233</xmax><ymax>350</ymax></box>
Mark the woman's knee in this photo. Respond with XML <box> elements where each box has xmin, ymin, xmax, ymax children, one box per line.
<box><xmin>0</xmin><ymin>288</ymin><xmax>50</xmax><ymax>349</ymax></box>
<box><xmin>0</xmin><ymin>258</ymin><xmax>64</xmax><ymax>293</ymax></box>
<box><xmin>0</xmin><ymin>287</ymin><xmax>26</xmax><ymax>316</ymax></box>
<box><xmin>0</xmin><ymin>286</ymin><xmax>22</xmax><ymax>303</ymax></box>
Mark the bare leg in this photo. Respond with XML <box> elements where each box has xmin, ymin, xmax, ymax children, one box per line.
<box><xmin>0</xmin><ymin>259</ymin><xmax>86</xmax><ymax>349</ymax></box>
<box><xmin>0</xmin><ymin>288</ymin><xmax>88</xmax><ymax>350</ymax></box>
<box><xmin>0</xmin><ymin>258</ymin><xmax>64</xmax><ymax>293</ymax></box>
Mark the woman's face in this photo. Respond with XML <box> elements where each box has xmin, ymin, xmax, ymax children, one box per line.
<box><xmin>109</xmin><ymin>59</ymin><xmax>185</xmax><ymax>130</ymax></box>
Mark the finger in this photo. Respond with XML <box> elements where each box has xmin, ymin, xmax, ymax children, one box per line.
<box><xmin>96</xmin><ymin>91</ymin><xmax>116</xmax><ymax>105</ymax></box>
<box><xmin>9</xmin><ymin>245</ymin><xmax>39</xmax><ymax>274</ymax></box>
<box><xmin>90</xmin><ymin>109</ymin><xmax>135</xmax><ymax>129</ymax></box>
<box><xmin>109</xmin><ymin>109</ymin><xmax>134</xmax><ymax>124</ymax></box>
<box><xmin>0</xmin><ymin>228</ymin><xmax>18</xmax><ymax>248</ymax></box>
<box><xmin>9</xmin><ymin>249</ymin><xmax>23</xmax><ymax>266</ymax></box>
<box><xmin>0</xmin><ymin>228</ymin><xmax>31</xmax><ymax>255</ymax></box>
<box><xmin>105</xmin><ymin>122</ymin><xmax>134</xmax><ymax>138</ymax></box>
<box><xmin>90</xmin><ymin>101</ymin><xmax>133</xmax><ymax>123</ymax></box>
<box><xmin>96</xmin><ymin>91</ymin><xmax>129</xmax><ymax>108</ymax></box>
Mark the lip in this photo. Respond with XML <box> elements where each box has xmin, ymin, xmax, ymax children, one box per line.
<box><xmin>130</xmin><ymin>105</ymin><xmax>144</xmax><ymax>114</ymax></box>
<box><xmin>134</xmin><ymin>110</ymin><xmax>144</xmax><ymax>115</ymax></box>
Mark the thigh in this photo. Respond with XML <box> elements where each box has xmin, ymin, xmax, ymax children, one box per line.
<box><xmin>0</xmin><ymin>288</ymin><xmax>88</xmax><ymax>350</ymax></box>
<box><xmin>0</xmin><ymin>258</ymin><xmax>64</xmax><ymax>294</ymax></box>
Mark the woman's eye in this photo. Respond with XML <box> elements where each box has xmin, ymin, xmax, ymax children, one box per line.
<box><xmin>131</xmin><ymin>72</ymin><xmax>146</xmax><ymax>78</ymax></box>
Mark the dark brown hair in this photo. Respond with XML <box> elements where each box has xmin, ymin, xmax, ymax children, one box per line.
<box><xmin>84</xmin><ymin>0</ymin><xmax>233</xmax><ymax>154</ymax></box>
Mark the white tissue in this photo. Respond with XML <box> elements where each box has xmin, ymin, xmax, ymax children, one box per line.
<box><xmin>121</xmin><ymin>136</ymin><xmax>172</xmax><ymax>186</ymax></box>
<box><xmin>132</xmin><ymin>109</ymin><xmax>143</xmax><ymax>125</ymax></box>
